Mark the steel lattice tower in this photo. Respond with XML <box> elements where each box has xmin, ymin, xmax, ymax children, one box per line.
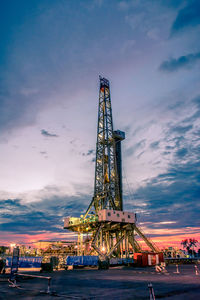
<box><xmin>94</xmin><ymin>76</ymin><xmax>121</xmax><ymax>212</ymax></box>
<box><xmin>64</xmin><ymin>76</ymin><xmax>160</xmax><ymax>260</ymax></box>
<box><xmin>84</xmin><ymin>77</ymin><xmax>124</xmax><ymax>218</ymax></box>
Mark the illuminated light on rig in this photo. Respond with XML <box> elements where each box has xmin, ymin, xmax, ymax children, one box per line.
<box><xmin>101</xmin><ymin>246</ymin><xmax>106</xmax><ymax>253</ymax></box>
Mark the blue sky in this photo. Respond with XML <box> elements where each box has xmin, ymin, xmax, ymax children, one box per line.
<box><xmin>0</xmin><ymin>0</ymin><xmax>200</xmax><ymax>247</ymax></box>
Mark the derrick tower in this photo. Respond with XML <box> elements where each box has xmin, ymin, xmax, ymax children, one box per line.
<box><xmin>64</xmin><ymin>76</ymin><xmax>160</xmax><ymax>259</ymax></box>
<box><xmin>85</xmin><ymin>76</ymin><xmax>124</xmax><ymax>218</ymax></box>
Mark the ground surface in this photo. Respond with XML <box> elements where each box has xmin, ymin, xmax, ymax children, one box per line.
<box><xmin>0</xmin><ymin>265</ymin><xmax>200</xmax><ymax>299</ymax></box>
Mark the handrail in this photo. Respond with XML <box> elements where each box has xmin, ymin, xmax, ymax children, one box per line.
<box><xmin>16</xmin><ymin>273</ymin><xmax>52</xmax><ymax>294</ymax></box>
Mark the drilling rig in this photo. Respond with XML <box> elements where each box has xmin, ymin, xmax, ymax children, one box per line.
<box><xmin>64</xmin><ymin>76</ymin><xmax>160</xmax><ymax>260</ymax></box>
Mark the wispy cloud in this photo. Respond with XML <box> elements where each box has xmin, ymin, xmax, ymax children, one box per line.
<box><xmin>159</xmin><ymin>52</ymin><xmax>200</xmax><ymax>72</ymax></box>
<box><xmin>150</xmin><ymin>141</ymin><xmax>160</xmax><ymax>150</ymax></box>
<box><xmin>82</xmin><ymin>149</ymin><xmax>95</xmax><ymax>156</ymax></box>
<box><xmin>41</xmin><ymin>129</ymin><xmax>59</xmax><ymax>138</ymax></box>
<box><xmin>40</xmin><ymin>151</ymin><xmax>47</xmax><ymax>155</ymax></box>
<box><xmin>125</xmin><ymin>139</ymin><xmax>146</xmax><ymax>157</ymax></box>
<box><xmin>170</xmin><ymin>124</ymin><xmax>193</xmax><ymax>134</ymax></box>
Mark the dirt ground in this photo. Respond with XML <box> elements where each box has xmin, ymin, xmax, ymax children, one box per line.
<box><xmin>0</xmin><ymin>264</ymin><xmax>200</xmax><ymax>299</ymax></box>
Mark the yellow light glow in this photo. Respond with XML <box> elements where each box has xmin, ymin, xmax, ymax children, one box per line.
<box><xmin>101</xmin><ymin>246</ymin><xmax>106</xmax><ymax>252</ymax></box>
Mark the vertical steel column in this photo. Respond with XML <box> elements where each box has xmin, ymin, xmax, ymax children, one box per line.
<box><xmin>114</xmin><ymin>130</ymin><xmax>125</xmax><ymax>211</ymax></box>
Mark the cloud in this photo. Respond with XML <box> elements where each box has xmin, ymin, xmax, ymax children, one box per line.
<box><xmin>175</xmin><ymin>148</ymin><xmax>188</xmax><ymax>158</ymax></box>
<box><xmin>170</xmin><ymin>124</ymin><xmax>193</xmax><ymax>134</ymax></box>
<box><xmin>41</xmin><ymin>129</ymin><xmax>59</xmax><ymax>137</ymax></box>
<box><xmin>125</xmin><ymin>139</ymin><xmax>146</xmax><ymax>157</ymax></box>
<box><xmin>150</xmin><ymin>141</ymin><xmax>160</xmax><ymax>150</ymax></box>
<box><xmin>123</xmin><ymin>93</ymin><xmax>200</xmax><ymax>236</ymax></box>
<box><xmin>171</xmin><ymin>0</ymin><xmax>200</xmax><ymax>36</ymax></box>
<box><xmin>0</xmin><ymin>193</ymin><xmax>88</xmax><ymax>235</ymax></box>
<box><xmin>40</xmin><ymin>151</ymin><xmax>47</xmax><ymax>155</ymax></box>
<box><xmin>82</xmin><ymin>149</ymin><xmax>95</xmax><ymax>156</ymax></box>
<box><xmin>127</xmin><ymin>159</ymin><xmax>200</xmax><ymax>230</ymax></box>
<box><xmin>159</xmin><ymin>52</ymin><xmax>200</xmax><ymax>72</ymax></box>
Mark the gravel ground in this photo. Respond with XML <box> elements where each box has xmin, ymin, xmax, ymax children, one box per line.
<box><xmin>0</xmin><ymin>264</ymin><xmax>200</xmax><ymax>299</ymax></box>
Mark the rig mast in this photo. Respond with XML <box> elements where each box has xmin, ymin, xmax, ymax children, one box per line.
<box><xmin>85</xmin><ymin>77</ymin><xmax>124</xmax><ymax>218</ymax></box>
<box><xmin>64</xmin><ymin>76</ymin><xmax>160</xmax><ymax>260</ymax></box>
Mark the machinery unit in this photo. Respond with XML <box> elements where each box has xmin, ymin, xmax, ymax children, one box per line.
<box><xmin>64</xmin><ymin>76</ymin><xmax>160</xmax><ymax>260</ymax></box>
<box><xmin>98</xmin><ymin>209</ymin><xmax>135</xmax><ymax>223</ymax></box>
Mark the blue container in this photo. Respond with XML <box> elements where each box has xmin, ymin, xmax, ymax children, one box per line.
<box><xmin>66</xmin><ymin>256</ymin><xmax>99</xmax><ymax>266</ymax></box>
<box><xmin>6</xmin><ymin>257</ymin><xmax>43</xmax><ymax>268</ymax></box>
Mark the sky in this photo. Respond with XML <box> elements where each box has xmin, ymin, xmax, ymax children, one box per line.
<box><xmin>0</xmin><ymin>0</ymin><xmax>200</xmax><ymax>249</ymax></box>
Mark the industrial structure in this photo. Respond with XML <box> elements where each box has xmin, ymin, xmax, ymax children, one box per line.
<box><xmin>64</xmin><ymin>76</ymin><xmax>160</xmax><ymax>260</ymax></box>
